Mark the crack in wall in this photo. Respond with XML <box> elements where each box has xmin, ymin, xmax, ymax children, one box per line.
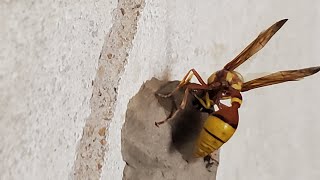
<box><xmin>73</xmin><ymin>0</ymin><xmax>145</xmax><ymax>179</ymax></box>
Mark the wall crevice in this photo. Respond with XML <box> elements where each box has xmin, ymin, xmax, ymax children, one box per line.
<box><xmin>73</xmin><ymin>0</ymin><xmax>145</xmax><ymax>179</ymax></box>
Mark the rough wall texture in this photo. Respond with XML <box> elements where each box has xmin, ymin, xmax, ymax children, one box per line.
<box><xmin>2</xmin><ymin>0</ymin><xmax>320</xmax><ymax>180</ymax></box>
<box><xmin>0</xmin><ymin>0</ymin><xmax>115</xmax><ymax>179</ymax></box>
<box><xmin>74</xmin><ymin>0</ymin><xmax>145</xmax><ymax>179</ymax></box>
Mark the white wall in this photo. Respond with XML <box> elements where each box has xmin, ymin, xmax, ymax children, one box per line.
<box><xmin>2</xmin><ymin>0</ymin><xmax>320</xmax><ymax>179</ymax></box>
<box><xmin>0</xmin><ymin>0</ymin><xmax>115</xmax><ymax>179</ymax></box>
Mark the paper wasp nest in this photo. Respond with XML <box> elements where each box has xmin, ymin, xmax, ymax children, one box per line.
<box><xmin>121</xmin><ymin>78</ymin><xmax>219</xmax><ymax>180</ymax></box>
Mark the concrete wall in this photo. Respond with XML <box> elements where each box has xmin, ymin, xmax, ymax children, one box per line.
<box><xmin>0</xmin><ymin>0</ymin><xmax>116</xmax><ymax>179</ymax></box>
<box><xmin>1</xmin><ymin>0</ymin><xmax>320</xmax><ymax>180</ymax></box>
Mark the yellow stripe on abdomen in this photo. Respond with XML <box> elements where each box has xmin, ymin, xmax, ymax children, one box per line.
<box><xmin>194</xmin><ymin>115</ymin><xmax>236</xmax><ymax>157</ymax></box>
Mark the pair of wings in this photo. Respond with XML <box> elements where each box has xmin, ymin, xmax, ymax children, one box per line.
<box><xmin>223</xmin><ymin>19</ymin><xmax>320</xmax><ymax>92</ymax></box>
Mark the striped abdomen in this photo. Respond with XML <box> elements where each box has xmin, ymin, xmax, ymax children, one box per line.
<box><xmin>194</xmin><ymin>115</ymin><xmax>236</xmax><ymax>157</ymax></box>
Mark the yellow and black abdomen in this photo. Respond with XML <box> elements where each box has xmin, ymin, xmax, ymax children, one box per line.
<box><xmin>194</xmin><ymin>115</ymin><xmax>236</xmax><ymax>157</ymax></box>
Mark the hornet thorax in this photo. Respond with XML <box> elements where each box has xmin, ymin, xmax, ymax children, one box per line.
<box><xmin>207</xmin><ymin>69</ymin><xmax>244</xmax><ymax>92</ymax></box>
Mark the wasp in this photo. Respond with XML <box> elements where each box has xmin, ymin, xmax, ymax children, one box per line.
<box><xmin>155</xmin><ymin>19</ymin><xmax>320</xmax><ymax>158</ymax></box>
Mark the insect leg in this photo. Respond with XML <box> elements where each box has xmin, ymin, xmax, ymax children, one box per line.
<box><xmin>180</xmin><ymin>82</ymin><xmax>212</xmax><ymax>109</ymax></box>
<box><xmin>194</xmin><ymin>92</ymin><xmax>212</xmax><ymax>109</ymax></box>
<box><xmin>155</xmin><ymin>108</ymin><xmax>182</xmax><ymax>127</ymax></box>
<box><xmin>155</xmin><ymin>88</ymin><xmax>190</xmax><ymax>127</ymax></box>
<box><xmin>179</xmin><ymin>87</ymin><xmax>190</xmax><ymax>109</ymax></box>
<box><xmin>189</xmin><ymin>68</ymin><xmax>207</xmax><ymax>85</ymax></box>
<box><xmin>155</xmin><ymin>83</ymin><xmax>210</xmax><ymax>127</ymax></box>
<box><xmin>209</xmin><ymin>152</ymin><xmax>219</xmax><ymax>165</ymax></box>
<box><xmin>155</xmin><ymin>96</ymin><xmax>179</xmax><ymax>127</ymax></box>
<box><xmin>157</xmin><ymin>69</ymin><xmax>208</xmax><ymax>98</ymax></box>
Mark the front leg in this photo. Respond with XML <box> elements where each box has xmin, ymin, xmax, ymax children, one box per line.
<box><xmin>155</xmin><ymin>88</ymin><xmax>190</xmax><ymax>127</ymax></box>
<box><xmin>157</xmin><ymin>69</ymin><xmax>208</xmax><ymax>98</ymax></box>
<box><xmin>155</xmin><ymin>83</ymin><xmax>211</xmax><ymax>127</ymax></box>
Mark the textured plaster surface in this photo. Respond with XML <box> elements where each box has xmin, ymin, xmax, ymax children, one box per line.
<box><xmin>2</xmin><ymin>0</ymin><xmax>320</xmax><ymax>180</ymax></box>
<box><xmin>0</xmin><ymin>0</ymin><xmax>115</xmax><ymax>179</ymax></box>
<box><xmin>73</xmin><ymin>0</ymin><xmax>145</xmax><ymax>179</ymax></box>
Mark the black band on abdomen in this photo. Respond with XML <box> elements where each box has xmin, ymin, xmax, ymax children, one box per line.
<box><xmin>203</xmin><ymin>127</ymin><xmax>225</xmax><ymax>143</ymax></box>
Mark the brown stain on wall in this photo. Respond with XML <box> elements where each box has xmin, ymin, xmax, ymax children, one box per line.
<box><xmin>73</xmin><ymin>0</ymin><xmax>145</xmax><ymax>179</ymax></box>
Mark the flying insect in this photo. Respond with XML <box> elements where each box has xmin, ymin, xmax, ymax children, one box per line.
<box><xmin>155</xmin><ymin>19</ymin><xmax>320</xmax><ymax>158</ymax></box>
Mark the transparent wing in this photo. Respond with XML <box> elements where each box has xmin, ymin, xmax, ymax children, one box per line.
<box><xmin>241</xmin><ymin>67</ymin><xmax>320</xmax><ymax>92</ymax></box>
<box><xmin>224</xmin><ymin>19</ymin><xmax>288</xmax><ymax>71</ymax></box>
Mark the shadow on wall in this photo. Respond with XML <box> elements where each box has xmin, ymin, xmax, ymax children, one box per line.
<box><xmin>121</xmin><ymin>78</ymin><xmax>218</xmax><ymax>180</ymax></box>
